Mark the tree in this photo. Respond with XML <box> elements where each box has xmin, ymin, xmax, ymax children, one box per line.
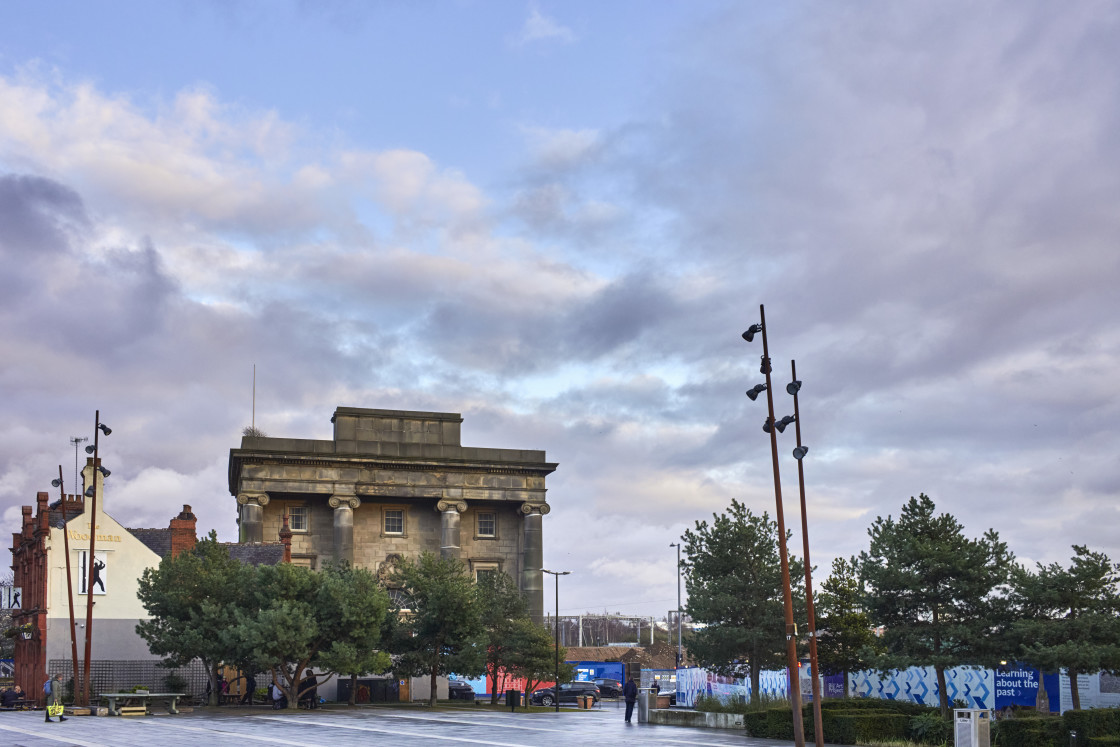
<box><xmin>388</xmin><ymin>553</ymin><xmax>486</xmax><ymax>706</ymax></box>
<box><xmin>681</xmin><ymin>499</ymin><xmax>803</xmax><ymax>704</ymax></box>
<box><xmin>230</xmin><ymin>560</ymin><xmax>390</xmax><ymax>710</ymax></box>
<box><xmin>815</xmin><ymin>556</ymin><xmax>882</xmax><ymax>697</ymax></box>
<box><xmin>1010</xmin><ymin>545</ymin><xmax>1120</xmax><ymax>710</ymax></box>
<box><xmin>476</xmin><ymin>570</ymin><xmax>529</xmax><ymax>703</ymax></box>
<box><xmin>136</xmin><ymin>531</ymin><xmax>250</xmax><ymax>705</ymax></box>
<box><xmin>505</xmin><ymin>617</ymin><xmax>574</xmax><ymax>698</ymax></box>
<box><xmin>859</xmin><ymin>494</ymin><xmax>1013</xmax><ymax>716</ymax></box>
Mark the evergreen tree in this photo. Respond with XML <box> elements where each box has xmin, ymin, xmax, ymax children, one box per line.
<box><xmin>815</xmin><ymin>556</ymin><xmax>881</xmax><ymax>697</ymax></box>
<box><xmin>476</xmin><ymin>570</ymin><xmax>529</xmax><ymax>703</ymax></box>
<box><xmin>681</xmin><ymin>499</ymin><xmax>802</xmax><ymax>704</ymax></box>
<box><xmin>135</xmin><ymin>531</ymin><xmax>249</xmax><ymax>705</ymax></box>
<box><xmin>505</xmin><ymin>617</ymin><xmax>574</xmax><ymax>698</ymax></box>
<box><xmin>859</xmin><ymin>494</ymin><xmax>1013</xmax><ymax>716</ymax></box>
<box><xmin>1010</xmin><ymin>545</ymin><xmax>1120</xmax><ymax>710</ymax></box>
<box><xmin>387</xmin><ymin>553</ymin><xmax>486</xmax><ymax>706</ymax></box>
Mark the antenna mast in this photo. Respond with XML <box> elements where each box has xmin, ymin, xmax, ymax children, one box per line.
<box><xmin>69</xmin><ymin>436</ymin><xmax>88</xmax><ymax>494</ymax></box>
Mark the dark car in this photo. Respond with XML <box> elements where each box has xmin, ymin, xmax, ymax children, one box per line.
<box><xmin>447</xmin><ymin>680</ymin><xmax>475</xmax><ymax>701</ymax></box>
<box><xmin>529</xmin><ymin>681</ymin><xmax>600</xmax><ymax>706</ymax></box>
<box><xmin>593</xmin><ymin>678</ymin><xmax>622</xmax><ymax>697</ymax></box>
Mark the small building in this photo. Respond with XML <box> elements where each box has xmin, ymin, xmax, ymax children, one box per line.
<box><xmin>9</xmin><ymin>460</ymin><xmax>288</xmax><ymax>701</ymax></box>
<box><xmin>228</xmin><ymin>407</ymin><xmax>557</xmax><ymax>622</ymax></box>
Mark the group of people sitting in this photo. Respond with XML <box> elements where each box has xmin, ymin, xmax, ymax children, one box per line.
<box><xmin>0</xmin><ymin>684</ymin><xmax>27</xmax><ymax>709</ymax></box>
<box><xmin>268</xmin><ymin>672</ymin><xmax>319</xmax><ymax>710</ymax></box>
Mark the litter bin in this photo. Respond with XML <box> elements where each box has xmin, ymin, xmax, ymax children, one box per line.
<box><xmin>954</xmin><ymin>708</ymin><xmax>992</xmax><ymax>747</ymax></box>
<box><xmin>637</xmin><ymin>688</ymin><xmax>653</xmax><ymax>723</ymax></box>
<box><xmin>506</xmin><ymin>689</ymin><xmax>522</xmax><ymax>711</ymax></box>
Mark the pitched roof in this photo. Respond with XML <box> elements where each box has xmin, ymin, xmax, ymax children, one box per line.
<box><xmin>224</xmin><ymin>543</ymin><xmax>286</xmax><ymax>566</ymax></box>
<box><xmin>127</xmin><ymin>527</ymin><xmax>172</xmax><ymax>558</ymax></box>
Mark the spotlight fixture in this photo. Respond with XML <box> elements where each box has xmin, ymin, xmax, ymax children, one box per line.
<box><xmin>774</xmin><ymin>415</ymin><xmax>797</xmax><ymax>433</ymax></box>
<box><xmin>85</xmin><ymin>445</ymin><xmax>96</xmax><ymax>454</ymax></box>
<box><xmin>760</xmin><ymin>356</ymin><xmax>771</xmax><ymax>375</ymax></box>
<box><xmin>51</xmin><ymin>478</ymin><xmax>62</xmax><ymax>488</ymax></box>
<box><xmin>792</xmin><ymin>445</ymin><xmax>809</xmax><ymax>460</ymax></box>
<box><xmin>786</xmin><ymin>380</ymin><xmax>802</xmax><ymax>396</ymax></box>
<box><xmin>746</xmin><ymin>384</ymin><xmax>768</xmax><ymax>401</ymax></box>
<box><xmin>97</xmin><ymin>466</ymin><xmax>111</xmax><ymax>477</ymax></box>
<box><xmin>97</xmin><ymin>423</ymin><xmax>112</xmax><ymax>436</ymax></box>
<box><xmin>84</xmin><ymin>486</ymin><xmax>95</xmax><ymax>497</ymax></box>
<box><xmin>762</xmin><ymin>418</ymin><xmax>774</xmax><ymax>434</ymax></box>
<box><xmin>742</xmin><ymin>324</ymin><xmax>762</xmax><ymax>343</ymax></box>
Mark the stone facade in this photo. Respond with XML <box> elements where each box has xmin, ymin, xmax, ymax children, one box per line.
<box><xmin>228</xmin><ymin>407</ymin><xmax>557</xmax><ymax>621</ymax></box>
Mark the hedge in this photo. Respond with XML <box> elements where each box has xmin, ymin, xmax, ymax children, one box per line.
<box><xmin>994</xmin><ymin>717</ymin><xmax>1064</xmax><ymax>747</ymax></box>
<box><xmin>1067</xmin><ymin>709</ymin><xmax>1120</xmax><ymax>746</ymax></box>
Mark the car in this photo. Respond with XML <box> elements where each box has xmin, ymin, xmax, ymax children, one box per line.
<box><xmin>593</xmin><ymin>678</ymin><xmax>622</xmax><ymax>697</ymax></box>
<box><xmin>447</xmin><ymin>680</ymin><xmax>475</xmax><ymax>701</ymax></box>
<box><xmin>529</xmin><ymin>681</ymin><xmax>600</xmax><ymax>706</ymax></box>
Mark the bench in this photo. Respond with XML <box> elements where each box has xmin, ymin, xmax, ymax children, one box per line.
<box><xmin>101</xmin><ymin>692</ymin><xmax>186</xmax><ymax>717</ymax></box>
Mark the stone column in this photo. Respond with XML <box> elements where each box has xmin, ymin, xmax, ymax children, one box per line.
<box><xmin>437</xmin><ymin>500</ymin><xmax>468</xmax><ymax>559</ymax></box>
<box><xmin>520</xmin><ymin>502</ymin><xmax>550</xmax><ymax>624</ymax></box>
<box><xmin>329</xmin><ymin>495</ymin><xmax>361</xmax><ymax>564</ymax></box>
<box><xmin>237</xmin><ymin>493</ymin><xmax>269</xmax><ymax>543</ymax></box>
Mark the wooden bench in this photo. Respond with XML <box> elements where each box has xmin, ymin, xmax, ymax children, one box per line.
<box><xmin>119</xmin><ymin>706</ymin><xmax>148</xmax><ymax>716</ymax></box>
<box><xmin>101</xmin><ymin>692</ymin><xmax>186</xmax><ymax>716</ymax></box>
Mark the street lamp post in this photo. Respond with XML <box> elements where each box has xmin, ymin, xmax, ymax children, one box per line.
<box><xmin>669</xmin><ymin>542</ymin><xmax>682</xmax><ymax>669</ymax></box>
<box><xmin>541</xmin><ymin>569</ymin><xmax>569</xmax><ymax>712</ymax></box>
<box><xmin>80</xmin><ymin>410</ymin><xmax>111</xmax><ymax>706</ymax></box>
<box><xmin>742</xmin><ymin>305</ymin><xmax>806</xmax><ymax>747</ymax></box>
<box><xmin>50</xmin><ymin>468</ymin><xmax>81</xmax><ymax>699</ymax></box>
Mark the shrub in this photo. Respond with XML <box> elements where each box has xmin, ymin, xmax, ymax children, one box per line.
<box><xmin>819</xmin><ymin>697</ymin><xmax>930</xmax><ymax>716</ymax></box>
<box><xmin>1087</xmin><ymin>737</ymin><xmax>1120</xmax><ymax>746</ymax></box>
<box><xmin>909</xmin><ymin>711</ymin><xmax>952</xmax><ymax>745</ymax></box>
<box><xmin>995</xmin><ymin>716</ymin><xmax>1063</xmax><ymax>747</ymax></box>
<box><xmin>1066</xmin><ymin>709</ymin><xmax>1120</xmax><ymax>746</ymax></box>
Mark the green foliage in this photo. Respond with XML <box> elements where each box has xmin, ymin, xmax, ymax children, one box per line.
<box><xmin>859</xmin><ymin>494</ymin><xmax>1013</xmax><ymax>714</ymax></box>
<box><xmin>476</xmin><ymin>570</ymin><xmax>530</xmax><ymax>703</ymax></box>
<box><xmin>907</xmin><ymin>711</ymin><xmax>952</xmax><ymax>745</ymax></box>
<box><xmin>1065</xmin><ymin>708</ymin><xmax>1120</xmax><ymax>746</ymax></box>
<box><xmin>135</xmin><ymin>531</ymin><xmax>250</xmax><ymax>705</ymax></box>
<box><xmin>681</xmin><ymin>499</ymin><xmax>802</xmax><ymax>703</ymax></box>
<box><xmin>162</xmin><ymin>673</ymin><xmax>187</xmax><ymax>693</ymax></box>
<box><xmin>388</xmin><ymin>553</ymin><xmax>486</xmax><ymax>706</ymax></box>
<box><xmin>993</xmin><ymin>715</ymin><xmax>1063</xmax><ymax>747</ymax></box>
<box><xmin>694</xmin><ymin>692</ymin><xmax>786</xmax><ymax>714</ymax></box>
<box><xmin>816</xmin><ymin>555</ymin><xmax>882</xmax><ymax>692</ymax></box>
<box><xmin>1010</xmin><ymin>546</ymin><xmax>1120</xmax><ymax>710</ymax></box>
<box><xmin>503</xmin><ymin>616</ymin><xmax>572</xmax><ymax>694</ymax></box>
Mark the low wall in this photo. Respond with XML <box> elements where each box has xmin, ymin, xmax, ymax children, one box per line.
<box><xmin>648</xmin><ymin>709</ymin><xmax>744</xmax><ymax>730</ymax></box>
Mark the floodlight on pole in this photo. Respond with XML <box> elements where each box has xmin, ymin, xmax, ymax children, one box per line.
<box><xmin>541</xmin><ymin>569</ymin><xmax>570</xmax><ymax>712</ymax></box>
<box><xmin>741</xmin><ymin>305</ymin><xmax>806</xmax><ymax>747</ymax></box>
<box><xmin>53</xmin><ymin>465</ymin><xmax>81</xmax><ymax>699</ymax></box>
<box><xmin>669</xmin><ymin>542</ymin><xmax>683</xmax><ymax>670</ymax></box>
<box><xmin>81</xmin><ymin>410</ymin><xmax>110</xmax><ymax>706</ymax></box>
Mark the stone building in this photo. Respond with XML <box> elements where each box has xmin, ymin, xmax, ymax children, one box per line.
<box><xmin>228</xmin><ymin>407</ymin><xmax>557</xmax><ymax>621</ymax></box>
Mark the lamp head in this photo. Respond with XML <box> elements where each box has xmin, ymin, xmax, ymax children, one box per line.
<box><xmin>792</xmin><ymin>445</ymin><xmax>809</xmax><ymax>460</ymax></box>
<box><xmin>762</xmin><ymin>419</ymin><xmax>773</xmax><ymax>434</ymax></box>
<box><xmin>51</xmin><ymin>478</ymin><xmax>62</xmax><ymax>488</ymax></box>
<box><xmin>786</xmin><ymin>380</ymin><xmax>802</xmax><ymax>396</ymax></box>
<box><xmin>741</xmin><ymin>324</ymin><xmax>762</xmax><ymax>343</ymax></box>
<box><xmin>774</xmin><ymin>415</ymin><xmax>796</xmax><ymax>433</ymax></box>
<box><xmin>746</xmin><ymin>384</ymin><xmax>767</xmax><ymax>401</ymax></box>
<box><xmin>84</xmin><ymin>486</ymin><xmax>95</xmax><ymax>497</ymax></box>
<box><xmin>97</xmin><ymin>465</ymin><xmax>111</xmax><ymax>477</ymax></box>
<box><xmin>85</xmin><ymin>445</ymin><xmax>96</xmax><ymax>454</ymax></box>
<box><xmin>97</xmin><ymin>423</ymin><xmax>112</xmax><ymax>436</ymax></box>
<box><xmin>759</xmin><ymin>356</ymin><xmax>771</xmax><ymax>375</ymax></box>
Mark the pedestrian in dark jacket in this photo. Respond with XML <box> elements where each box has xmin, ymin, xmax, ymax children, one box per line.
<box><xmin>623</xmin><ymin>677</ymin><xmax>638</xmax><ymax>723</ymax></box>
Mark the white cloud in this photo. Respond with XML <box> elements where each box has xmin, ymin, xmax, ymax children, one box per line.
<box><xmin>515</xmin><ymin>4</ymin><xmax>576</xmax><ymax>46</ymax></box>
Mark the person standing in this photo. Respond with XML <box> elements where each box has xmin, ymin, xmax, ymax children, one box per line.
<box><xmin>241</xmin><ymin>673</ymin><xmax>256</xmax><ymax>705</ymax></box>
<box><xmin>44</xmin><ymin>674</ymin><xmax>67</xmax><ymax>722</ymax></box>
<box><xmin>623</xmin><ymin>676</ymin><xmax>638</xmax><ymax>724</ymax></box>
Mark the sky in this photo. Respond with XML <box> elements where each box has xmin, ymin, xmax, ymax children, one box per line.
<box><xmin>1</xmin><ymin>0</ymin><xmax>1118</xmax><ymax>621</ymax></box>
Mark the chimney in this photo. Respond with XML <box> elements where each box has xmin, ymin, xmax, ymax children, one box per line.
<box><xmin>169</xmin><ymin>504</ymin><xmax>197</xmax><ymax>557</ymax></box>
<box><xmin>279</xmin><ymin>511</ymin><xmax>293</xmax><ymax>564</ymax></box>
<box><xmin>36</xmin><ymin>492</ymin><xmax>49</xmax><ymax>532</ymax></box>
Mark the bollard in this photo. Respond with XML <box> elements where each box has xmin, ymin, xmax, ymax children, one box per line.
<box><xmin>507</xmin><ymin>688</ymin><xmax>518</xmax><ymax>711</ymax></box>
<box><xmin>1070</xmin><ymin>730</ymin><xmax>1077</xmax><ymax>747</ymax></box>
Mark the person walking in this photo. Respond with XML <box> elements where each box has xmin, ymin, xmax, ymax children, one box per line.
<box><xmin>44</xmin><ymin>674</ymin><xmax>67</xmax><ymax>722</ymax></box>
<box><xmin>623</xmin><ymin>676</ymin><xmax>638</xmax><ymax>724</ymax></box>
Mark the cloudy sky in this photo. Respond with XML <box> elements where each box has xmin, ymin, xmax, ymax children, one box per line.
<box><xmin>2</xmin><ymin>1</ymin><xmax>1117</xmax><ymax>620</ymax></box>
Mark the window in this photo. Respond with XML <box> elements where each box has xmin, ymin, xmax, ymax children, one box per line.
<box><xmin>384</xmin><ymin>509</ymin><xmax>404</xmax><ymax>534</ymax></box>
<box><xmin>288</xmin><ymin>506</ymin><xmax>309</xmax><ymax>532</ymax></box>
<box><xmin>477</xmin><ymin>512</ymin><xmax>496</xmax><ymax>538</ymax></box>
<box><xmin>471</xmin><ymin>561</ymin><xmax>499</xmax><ymax>583</ymax></box>
<box><xmin>476</xmin><ymin>568</ymin><xmax>497</xmax><ymax>584</ymax></box>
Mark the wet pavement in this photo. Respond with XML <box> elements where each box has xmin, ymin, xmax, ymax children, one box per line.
<box><xmin>0</xmin><ymin>703</ymin><xmax>799</xmax><ymax>746</ymax></box>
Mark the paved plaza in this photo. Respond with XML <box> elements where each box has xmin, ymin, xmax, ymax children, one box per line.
<box><xmin>0</xmin><ymin>704</ymin><xmax>798</xmax><ymax>747</ymax></box>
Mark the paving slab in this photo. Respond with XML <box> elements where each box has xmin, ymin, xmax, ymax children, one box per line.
<box><xmin>0</xmin><ymin>705</ymin><xmax>798</xmax><ymax>747</ymax></box>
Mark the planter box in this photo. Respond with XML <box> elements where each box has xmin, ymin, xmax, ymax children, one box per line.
<box><xmin>648</xmin><ymin>709</ymin><xmax>745</xmax><ymax>730</ymax></box>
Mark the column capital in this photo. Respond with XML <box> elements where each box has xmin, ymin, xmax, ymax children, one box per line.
<box><xmin>328</xmin><ymin>495</ymin><xmax>361</xmax><ymax>510</ymax></box>
<box><xmin>237</xmin><ymin>492</ymin><xmax>270</xmax><ymax>507</ymax></box>
<box><xmin>519</xmin><ymin>502</ymin><xmax>550</xmax><ymax>516</ymax></box>
<box><xmin>436</xmin><ymin>500</ymin><xmax>467</xmax><ymax>513</ymax></box>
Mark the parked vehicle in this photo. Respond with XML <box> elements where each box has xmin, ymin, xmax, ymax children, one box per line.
<box><xmin>447</xmin><ymin>680</ymin><xmax>475</xmax><ymax>701</ymax></box>
<box><xmin>593</xmin><ymin>678</ymin><xmax>622</xmax><ymax>697</ymax></box>
<box><xmin>529</xmin><ymin>681</ymin><xmax>600</xmax><ymax>706</ymax></box>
